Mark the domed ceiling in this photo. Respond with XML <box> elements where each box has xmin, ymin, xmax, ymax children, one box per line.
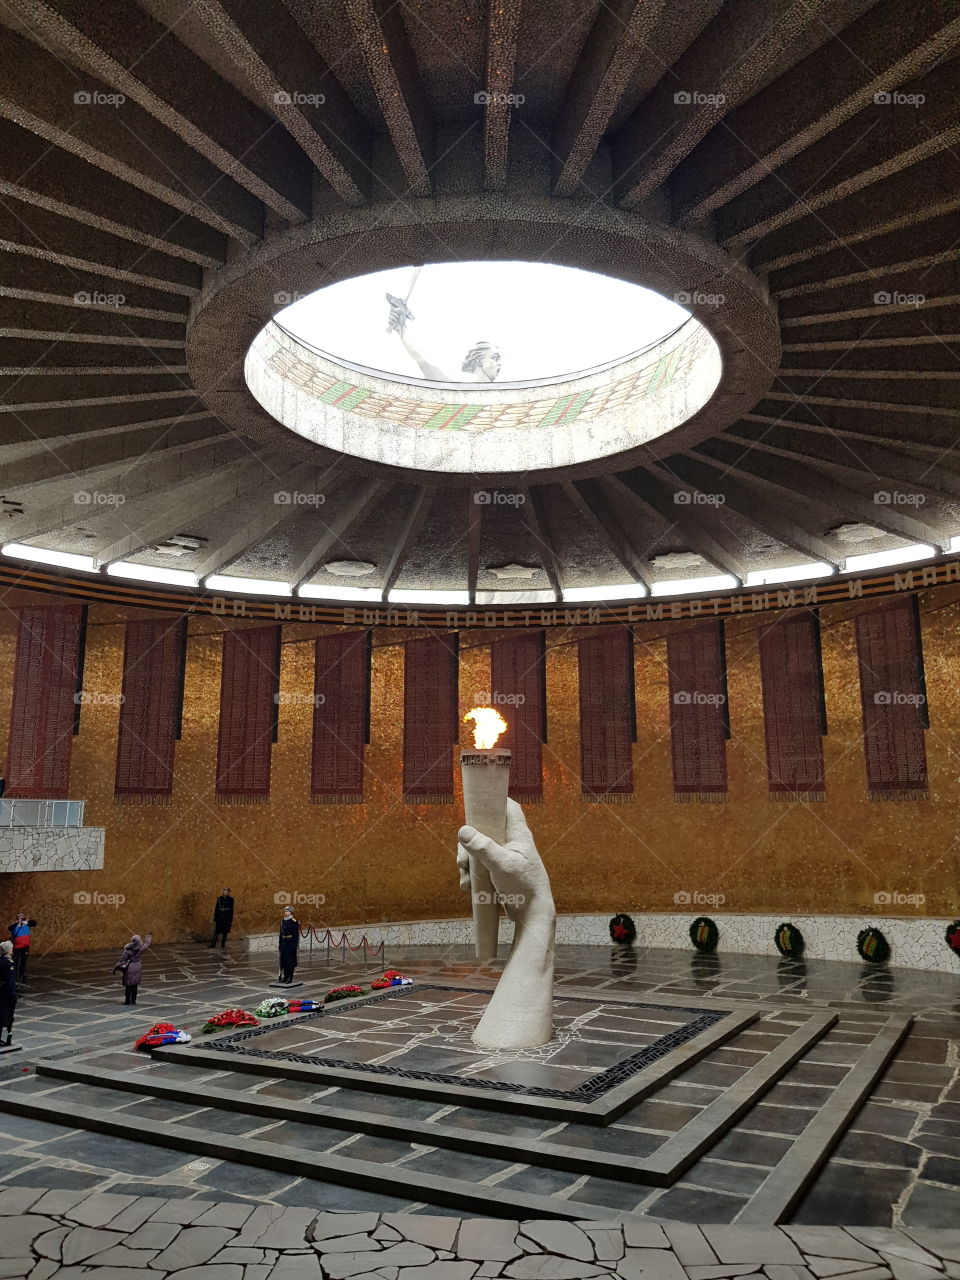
<box><xmin>1</xmin><ymin>0</ymin><xmax>959</xmax><ymax>604</ymax></box>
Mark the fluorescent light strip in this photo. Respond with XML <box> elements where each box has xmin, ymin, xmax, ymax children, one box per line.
<box><xmin>299</xmin><ymin>584</ymin><xmax>383</xmax><ymax>602</ymax></box>
<box><xmin>745</xmin><ymin>563</ymin><xmax>835</xmax><ymax>586</ymax></box>
<box><xmin>844</xmin><ymin>544</ymin><xmax>935</xmax><ymax>573</ymax></box>
<box><xmin>204</xmin><ymin>574</ymin><xmax>292</xmax><ymax>596</ymax></box>
<box><xmin>387</xmin><ymin>588</ymin><xmax>470</xmax><ymax>605</ymax></box>
<box><xmin>2</xmin><ymin>542</ymin><xmax>99</xmax><ymax>573</ymax></box>
<box><xmin>562</xmin><ymin>583</ymin><xmax>648</xmax><ymax>602</ymax></box>
<box><xmin>475</xmin><ymin>589</ymin><xmax>558</xmax><ymax>605</ymax></box>
<box><xmin>650</xmin><ymin>574</ymin><xmax>738</xmax><ymax>596</ymax></box>
<box><xmin>107</xmin><ymin>561</ymin><xmax>198</xmax><ymax>587</ymax></box>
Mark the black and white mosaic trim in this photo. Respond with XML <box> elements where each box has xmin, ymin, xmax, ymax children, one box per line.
<box><xmin>200</xmin><ymin>984</ymin><xmax>726</xmax><ymax>1101</ymax></box>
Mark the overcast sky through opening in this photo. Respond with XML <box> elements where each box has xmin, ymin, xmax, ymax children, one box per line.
<box><xmin>278</xmin><ymin>261</ymin><xmax>689</xmax><ymax>384</ymax></box>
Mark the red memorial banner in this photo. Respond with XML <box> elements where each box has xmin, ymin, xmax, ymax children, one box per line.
<box><xmin>311</xmin><ymin>631</ymin><xmax>370</xmax><ymax>803</ymax></box>
<box><xmin>491</xmin><ymin>630</ymin><xmax>546</xmax><ymax>802</ymax></box>
<box><xmin>216</xmin><ymin>625</ymin><xmax>281</xmax><ymax>803</ymax></box>
<box><xmin>855</xmin><ymin>597</ymin><xmax>928</xmax><ymax>800</ymax></box>
<box><xmin>403</xmin><ymin>633</ymin><xmax>458</xmax><ymax>803</ymax></box>
<box><xmin>6</xmin><ymin>603</ymin><xmax>86</xmax><ymax>798</ymax></box>
<box><xmin>759</xmin><ymin>612</ymin><xmax>826</xmax><ymax>801</ymax></box>
<box><xmin>667</xmin><ymin>620</ymin><xmax>729</xmax><ymax>802</ymax></box>
<box><xmin>115</xmin><ymin>618</ymin><xmax>187</xmax><ymax>803</ymax></box>
<box><xmin>578</xmin><ymin>628</ymin><xmax>635</xmax><ymax>801</ymax></box>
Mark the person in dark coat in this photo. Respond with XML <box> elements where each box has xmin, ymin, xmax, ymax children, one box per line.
<box><xmin>278</xmin><ymin>907</ymin><xmax>299</xmax><ymax>984</ymax></box>
<box><xmin>113</xmin><ymin>932</ymin><xmax>152</xmax><ymax>1006</ymax></box>
<box><xmin>9</xmin><ymin>911</ymin><xmax>36</xmax><ymax>985</ymax></box>
<box><xmin>209</xmin><ymin>888</ymin><xmax>234</xmax><ymax>949</ymax></box>
<box><xmin>0</xmin><ymin>941</ymin><xmax>16</xmax><ymax>1045</ymax></box>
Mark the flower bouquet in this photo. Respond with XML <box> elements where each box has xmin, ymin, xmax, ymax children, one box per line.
<box><xmin>254</xmin><ymin>997</ymin><xmax>290</xmax><ymax>1019</ymax></box>
<box><xmin>324</xmin><ymin>984</ymin><xmax>365</xmax><ymax>1003</ymax></box>
<box><xmin>200</xmin><ymin>1007</ymin><xmax>259</xmax><ymax>1034</ymax></box>
<box><xmin>134</xmin><ymin>1022</ymin><xmax>191</xmax><ymax>1052</ymax></box>
<box><xmin>370</xmin><ymin>969</ymin><xmax>413</xmax><ymax>989</ymax></box>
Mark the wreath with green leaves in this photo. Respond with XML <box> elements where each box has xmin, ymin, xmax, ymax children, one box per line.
<box><xmin>857</xmin><ymin>926</ymin><xmax>891</xmax><ymax>964</ymax></box>
<box><xmin>774</xmin><ymin>922</ymin><xmax>805</xmax><ymax>958</ymax></box>
<box><xmin>689</xmin><ymin>916</ymin><xmax>719</xmax><ymax>953</ymax></box>
<box><xmin>609</xmin><ymin>913</ymin><xmax>637</xmax><ymax>946</ymax></box>
<box><xmin>945</xmin><ymin>920</ymin><xmax>960</xmax><ymax>960</ymax></box>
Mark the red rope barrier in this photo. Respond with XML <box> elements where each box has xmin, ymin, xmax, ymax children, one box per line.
<box><xmin>296</xmin><ymin>924</ymin><xmax>384</xmax><ymax>955</ymax></box>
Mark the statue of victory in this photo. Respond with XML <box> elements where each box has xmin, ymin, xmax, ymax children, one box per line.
<box><xmin>385</xmin><ymin>267</ymin><xmax>501</xmax><ymax>383</ymax></box>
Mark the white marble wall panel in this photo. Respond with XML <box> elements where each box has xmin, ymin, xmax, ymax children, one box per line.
<box><xmin>246</xmin><ymin>912</ymin><xmax>960</xmax><ymax>974</ymax></box>
<box><xmin>0</xmin><ymin>826</ymin><xmax>105</xmax><ymax>874</ymax></box>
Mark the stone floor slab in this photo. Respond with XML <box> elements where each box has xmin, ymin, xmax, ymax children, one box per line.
<box><xmin>704</xmin><ymin>1230</ymin><xmax>804</xmax><ymax>1266</ymax></box>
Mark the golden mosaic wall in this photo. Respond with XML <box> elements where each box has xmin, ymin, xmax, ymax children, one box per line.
<box><xmin>1</xmin><ymin>588</ymin><xmax>958</xmax><ymax>955</ymax></box>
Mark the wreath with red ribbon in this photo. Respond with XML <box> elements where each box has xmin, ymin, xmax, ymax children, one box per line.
<box><xmin>370</xmin><ymin>969</ymin><xmax>412</xmax><ymax>989</ymax></box>
<box><xmin>609</xmin><ymin>913</ymin><xmax>637</xmax><ymax>946</ymax></box>
<box><xmin>945</xmin><ymin>920</ymin><xmax>960</xmax><ymax>960</ymax></box>
<box><xmin>324</xmin><ymin>984</ymin><xmax>365</xmax><ymax>1003</ymax></box>
<box><xmin>200</xmin><ymin>1008</ymin><xmax>259</xmax><ymax>1034</ymax></box>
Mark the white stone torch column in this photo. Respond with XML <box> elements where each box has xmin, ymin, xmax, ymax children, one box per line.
<box><xmin>460</xmin><ymin>747</ymin><xmax>511</xmax><ymax>961</ymax></box>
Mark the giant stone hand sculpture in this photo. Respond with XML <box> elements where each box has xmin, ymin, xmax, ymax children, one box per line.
<box><xmin>457</xmin><ymin>798</ymin><xmax>556</xmax><ymax>1049</ymax></box>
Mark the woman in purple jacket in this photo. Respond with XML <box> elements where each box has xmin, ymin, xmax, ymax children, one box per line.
<box><xmin>114</xmin><ymin>932</ymin><xmax>152</xmax><ymax>1006</ymax></box>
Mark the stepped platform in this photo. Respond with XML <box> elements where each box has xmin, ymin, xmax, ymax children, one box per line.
<box><xmin>0</xmin><ymin>944</ymin><xmax>956</xmax><ymax>1228</ymax></box>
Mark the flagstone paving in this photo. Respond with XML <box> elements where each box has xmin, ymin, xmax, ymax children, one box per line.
<box><xmin>0</xmin><ymin>942</ymin><xmax>957</xmax><ymax>1227</ymax></box>
<box><xmin>3</xmin><ymin>1185</ymin><xmax>960</xmax><ymax>1279</ymax></box>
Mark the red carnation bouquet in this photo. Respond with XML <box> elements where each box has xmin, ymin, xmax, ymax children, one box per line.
<box><xmin>200</xmin><ymin>1008</ymin><xmax>259</xmax><ymax>1034</ymax></box>
<box><xmin>324</xmin><ymin>984</ymin><xmax>365</xmax><ymax>1003</ymax></box>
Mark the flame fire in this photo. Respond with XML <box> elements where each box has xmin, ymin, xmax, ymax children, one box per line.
<box><xmin>464</xmin><ymin>706</ymin><xmax>508</xmax><ymax>750</ymax></box>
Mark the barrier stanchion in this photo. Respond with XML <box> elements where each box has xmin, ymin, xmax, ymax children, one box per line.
<box><xmin>294</xmin><ymin>925</ymin><xmax>386</xmax><ymax>970</ymax></box>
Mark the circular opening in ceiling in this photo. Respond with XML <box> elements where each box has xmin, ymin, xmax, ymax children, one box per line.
<box><xmin>245</xmin><ymin>259</ymin><xmax>723</xmax><ymax>479</ymax></box>
<box><xmin>276</xmin><ymin>261</ymin><xmax>691</xmax><ymax>387</ymax></box>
